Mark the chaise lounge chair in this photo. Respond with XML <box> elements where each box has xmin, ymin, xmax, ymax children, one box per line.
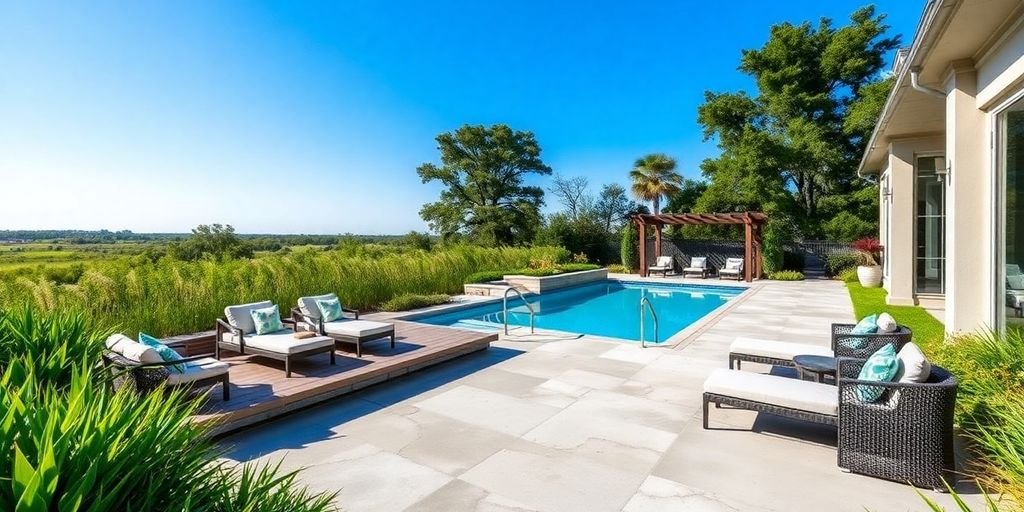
<box><xmin>294</xmin><ymin>293</ymin><xmax>395</xmax><ymax>357</ymax></box>
<box><xmin>682</xmin><ymin>256</ymin><xmax>709</xmax><ymax>279</ymax></box>
<box><xmin>702</xmin><ymin>360</ymin><xmax>958</xmax><ymax>490</ymax></box>
<box><xmin>103</xmin><ymin>333</ymin><xmax>231</xmax><ymax>400</ymax></box>
<box><xmin>216</xmin><ymin>300</ymin><xmax>335</xmax><ymax>377</ymax></box>
<box><xmin>728</xmin><ymin>323</ymin><xmax>913</xmax><ymax>370</ymax></box>
<box><xmin>1006</xmin><ymin>264</ymin><xmax>1024</xmax><ymax>317</ymax></box>
<box><xmin>647</xmin><ymin>256</ymin><xmax>674</xmax><ymax>277</ymax></box>
<box><xmin>718</xmin><ymin>257</ymin><xmax>744</xmax><ymax>280</ymax></box>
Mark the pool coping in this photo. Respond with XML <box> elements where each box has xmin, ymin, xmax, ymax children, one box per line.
<box><xmin>391</xmin><ymin>277</ymin><xmax>754</xmax><ymax>348</ymax></box>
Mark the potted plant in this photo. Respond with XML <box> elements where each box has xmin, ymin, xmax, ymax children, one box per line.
<box><xmin>852</xmin><ymin>237</ymin><xmax>883</xmax><ymax>288</ymax></box>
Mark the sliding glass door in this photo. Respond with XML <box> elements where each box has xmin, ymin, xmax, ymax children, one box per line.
<box><xmin>1000</xmin><ymin>96</ymin><xmax>1024</xmax><ymax>331</ymax></box>
<box><xmin>915</xmin><ymin>156</ymin><xmax>945</xmax><ymax>294</ymax></box>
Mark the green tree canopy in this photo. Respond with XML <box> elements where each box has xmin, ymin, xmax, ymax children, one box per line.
<box><xmin>168</xmin><ymin>224</ymin><xmax>254</xmax><ymax>261</ymax></box>
<box><xmin>418</xmin><ymin>124</ymin><xmax>552</xmax><ymax>246</ymax></box>
<box><xmin>695</xmin><ymin>5</ymin><xmax>898</xmax><ymax>238</ymax></box>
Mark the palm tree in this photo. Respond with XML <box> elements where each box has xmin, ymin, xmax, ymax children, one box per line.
<box><xmin>629</xmin><ymin>153</ymin><xmax>683</xmax><ymax>214</ymax></box>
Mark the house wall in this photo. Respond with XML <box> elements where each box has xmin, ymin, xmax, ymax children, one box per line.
<box><xmin>977</xmin><ymin>19</ymin><xmax>1024</xmax><ymax>109</ymax></box>
<box><xmin>944</xmin><ymin>62</ymin><xmax>994</xmax><ymax>334</ymax></box>
<box><xmin>882</xmin><ymin>136</ymin><xmax>945</xmax><ymax>307</ymax></box>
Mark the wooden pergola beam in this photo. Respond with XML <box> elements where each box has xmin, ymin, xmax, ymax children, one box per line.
<box><xmin>634</xmin><ymin>211</ymin><xmax>768</xmax><ymax>282</ymax></box>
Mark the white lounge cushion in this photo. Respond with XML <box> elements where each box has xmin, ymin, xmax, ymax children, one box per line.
<box><xmin>690</xmin><ymin>257</ymin><xmax>707</xmax><ymax>268</ymax></box>
<box><xmin>894</xmin><ymin>342</ymin><xmax>931</xmax><ymax>383</ymax></box>
<box><xmin>704</xmin><ymin>369</ymin><xmax>838</xmax><ymax>416</ymax></box>
<box><xmin>729</xmin><ymin>337</ymin><xmax>832</xmax><ymax>360</ymax></box>
<box><xmin>166</xmin><ymin>357</ymin><xmax>229</xmax><ymax>385</ymax></box>
<box><xmin>298</xmin><ymin>293</ymin><xmax>339</xmax><ymax>320</ymax></box>
<box><xmin>222</xmin><ymin>330</ymin><xmax>334</xmax><ymax>354</ymax></box>
<box><xmin>322</xmin><ymin>319</ymin><xmax>393</xmax><ymax>338</ymax></box>
<box><xmin>649</xmin><ymin>256</ymin><xmax>672</xmax><ymax>270</ymax></box>
<box><xmin>106</xmin><ymin>334</ymin><xmax>163</xmax><ymax>364</ymax></box>
<box><xmin>225</xmin><ymin>300</ymin><xmax>273</xmax><ymax>334</ymax></box>
<box><xmin>724</xmin><ymin>258</ymin><xmax>744</xmax><ymax>270</ymax></box>
<box><xmin>683</xmin><ymin>267</ymin><xmax>706</xmax><ymax>273</ymax></box>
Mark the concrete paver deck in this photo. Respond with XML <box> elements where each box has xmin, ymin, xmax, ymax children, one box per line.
<box><xmin>221</xmin><ymin>278</ymin><xmax>981</xmax><ymax>511</ymax></box>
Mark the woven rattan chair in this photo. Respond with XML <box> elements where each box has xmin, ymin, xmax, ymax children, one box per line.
<box><xmin>836</xmin><ymin>358</ymin><xmax>958</xmax><ymax>491</ymax></box>
<box><xmin>728</xmin><ymin>324</ymin><xmax>913</xmax><ymax>370</ymax></box>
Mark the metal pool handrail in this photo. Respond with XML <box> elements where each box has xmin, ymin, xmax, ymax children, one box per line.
<box><xmin>639</xmin><ymin>296</ymin><xmax>659</xmax><ymax>348</ymax></box>
<box><xmin>503</xmin><ymin>286</ymin><xmax>536</xmax><ymax>335</ymax></box>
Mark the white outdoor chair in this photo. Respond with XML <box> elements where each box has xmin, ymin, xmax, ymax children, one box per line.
<box><xmin>647</xmin><ymin>256</ymin><xmax>674</xmax><ymax>277</ymax></box>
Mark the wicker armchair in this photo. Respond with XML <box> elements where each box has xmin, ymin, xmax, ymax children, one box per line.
<box><xmin>836</xmin><ymin>358</ymin><xmax>957</xmax><ymax>491</ymax></box>
<box><xmin>830</xmin><ymin>323</ymin><xmax>912</xmax><ymax>359</ymax></box>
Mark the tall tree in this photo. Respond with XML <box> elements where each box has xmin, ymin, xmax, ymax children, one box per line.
<box><xmin>418</xmin><ymin>124</ymin><xmax>552</xmax><ymax>246</ymax></box>
<box><xmin>594</xmin><ymin>183</ymin><xmax>642</xmax><ymax>233</ymax></box>
<box><xmin>549</xmin><ymin>174</ymin><xmax>592</xmax><ymax>220</ymax></box>
<box><xmin>696</xmin><ymin>6</ymin><xmax>899</xmax><ymax>236</ymax></box>
<box><xmin>629</xmin><ymin>154</ymin><xmax>683</xmax><ymax>214</ymax></box>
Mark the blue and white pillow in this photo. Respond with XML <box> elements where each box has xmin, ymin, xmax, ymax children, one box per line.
<box><xmin>139</xmin><ymin>332</ymin><xmax>185</xmax><ymax>374</ymax></box>
<box><xmin>316</xmin><ymin>297</ymin><xmax>344</xmax><ymax>323</ymax></box>
<box><xmin>856</xmin><ymin>343</ymin><xmax>900</xmax><ymax>402</ymax></box>
<box><xmin>250</xmin><ymin>305</ymin><xmax>285</xmax><ymax>335</ymax></box>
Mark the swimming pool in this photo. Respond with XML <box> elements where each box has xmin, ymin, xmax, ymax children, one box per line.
<box><xmin>411</xmin><ymin>280</ymin><xmax>745</xmax><ymax>343</ymax></box>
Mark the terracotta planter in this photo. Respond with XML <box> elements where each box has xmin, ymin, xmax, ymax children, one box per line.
<box><xmin>857</xmin><ymin>265</ymin><xmax>883</xmax><ymax>288</ymax></box>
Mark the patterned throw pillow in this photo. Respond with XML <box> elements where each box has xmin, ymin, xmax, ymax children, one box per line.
<box><xmin>250</xmin><ymin>305</ymin><xmax>285</xmax><ymax>335</ymax></box>
<box><xmin>316</xmin><ymin>297</ymin><xmax>344</xmax><ymax>323</ymax></box>
<box><xmin>855</xmin><ymin>343</ymin><xmax>900</xmax><ymax>402</ymax></box>
<box><xmin>842</xmin><ymin>314</ymin><xmax>878</xmax><ymax>350</ymax></box>
<box><xmin>138</xmin><ymin>332</ymin><xmax>186</xmax><ymax>374</ymax></box>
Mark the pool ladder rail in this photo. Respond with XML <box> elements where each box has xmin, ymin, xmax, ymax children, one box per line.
<box><xmin>639</xmin><ymin>296</ymin><xmax>659</xmax><ymax>348</ymax></box>
<box><xmin>502</xmin><ymin>286</ymin><xmax>536</xmax><ymax>335</ymax></box>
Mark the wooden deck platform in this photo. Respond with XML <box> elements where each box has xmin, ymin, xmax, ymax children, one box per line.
<box><xmin>193</xmin><ymin>320</ymin><xmax>496</xmax><ymax>436</ymax></box>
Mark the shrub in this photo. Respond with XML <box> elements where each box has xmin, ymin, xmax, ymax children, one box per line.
<box><xmin>0</xmin><ymin>245</ymin><xmax>565</xmax><ymax>337</ymax></box>
<box><xmin>0</xmin><ymin>307</ymin><xmax>335</xmax><ymax>512</ymax></box>
<box><xmin>760</xmin><ymin>224</ymin><xmax>785</xmax><ymax>274</ymax></box>
<box><xmin>464</xmin><ymin>271</ymin><xmax>507</xmax><ymax>284</ymax></box>
<box><xmin>606</xmin><ymin>264</ymin><xmax>627</xmax><ymax>273</ymax></box>
<box><xmin>825</xmin><ymin>253</ymin><xmax>858</xmax><ymax>277</ymax></box>
<box><xmin>557</xmin><ymin>263</ymin><xmax>600</xmax><ymax>273</ymax></box>
<box><xmin>767</xmin><ymin>270</ymin><xmax>804</xmax><ymax>281</ymax></box>
<box><xmin>852</xmin><ymin>237</ymin><xmax>882</xmax><ymax>266</ymax></box>
<box><xmin>620</xmin><ymin>223</ymin><xmax>639</xmax><ymax>271</ymax></box>
<box><xmin>838</xmin><ymin>267</ymin><xmax>859</xmax><ymax>283</ymax></box>
<box><xmin>379</xmin><ymin>293</ymin><xmax>450</xmax><ymax>312</ymax></box>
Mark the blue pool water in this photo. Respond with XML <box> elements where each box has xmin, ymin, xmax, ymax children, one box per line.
<box><xmin>413</xmin><ymin>280</ymin><xmax>745</xmax><ymax>343</ymax></box>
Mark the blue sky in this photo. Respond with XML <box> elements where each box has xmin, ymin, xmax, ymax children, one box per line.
<box><xmin>0</xmin><ymin>1</ymin><xmax>922</xmax><ymax>234</ymax></box>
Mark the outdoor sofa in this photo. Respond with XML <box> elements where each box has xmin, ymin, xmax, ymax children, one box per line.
<box><xmin>718</xmin><ymin>257</ymin><xmax>744</xmax><ymax>280</ymax></box>
<box><xmin>294</xmin><ymin>293</ymin><xmax>395</xmax><ymax>357</ymax></box>
<box><xmin>647</xmin><ymin>256</ymin><xmax>674</xmax><ymax>277</ymax></box>
<box><xmin>702</xmin><ymin>359</ymin><xmax>958</xmax><ymax>490</ymax></box>
<box><xmin>216</xmin><ymin>300</ymin><xmax>335</xmax><ymax>377</ymax></box>
<box><xmin>103</xmin><ymin>333</ymin><xmax>231</xmax><ymax>400</ymax></box>
<box><xmin>682</xmin><ymin>256</ymin><xmax>709</xmax><ymax>278</ymax></box>
<box><xmin>728</xmin><ymin>323</ymin><xmax>913</xmax><ymax>370</ymax></box>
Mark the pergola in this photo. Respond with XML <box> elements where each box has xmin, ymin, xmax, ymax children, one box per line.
<box><xmin>633</xmin><ymin>211</ymin><xmax>768</xmax><ymax>282</ymax></box>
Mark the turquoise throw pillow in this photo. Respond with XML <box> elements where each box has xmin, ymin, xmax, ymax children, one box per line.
<box><xmin>844</xmin><ymin>314</ymin><xmax>878</xmax><ymax>350</ymax></box>
<box><xmin>316</xmin><ymin>297</ymin><xmax>343</xmax><ymax>323</ymax></box>
<box><xmin>855</xmin><ymin>343</ymin><xmax>900</xmax><ymax>402</ymax></box>
<box><xmin>250</xmin><ymin>305</ymin><xmax>285</xmax><ymax>335</ymax></box>
<box><xmin>139</xmin><ymin>332</ymin><xmax>185</xmax><ymax>374</ymax></box>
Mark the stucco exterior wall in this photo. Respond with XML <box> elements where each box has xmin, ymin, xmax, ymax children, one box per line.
<box><xmin>944</xmin><ymin>63</ymin><xmax>994</xmax><ymax>334</ymax></box>
<box><xmin>977</xmin><ymin>20</ymin><xmax>1024</xmax><ymax>109</ymax></box>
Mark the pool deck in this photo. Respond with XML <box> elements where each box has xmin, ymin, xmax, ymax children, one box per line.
<box><xmin>219</xmin><ymin>277</ymin><xmax>985</xmax><ymax>512</ymax></box>
<box><xmin>194</xmin><ymin>321</ymin><xmax>495</xmax><ymax>436</ymax></box>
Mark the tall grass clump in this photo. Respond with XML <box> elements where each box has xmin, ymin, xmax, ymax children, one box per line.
<box><xmin>0</xmin><ymin>306</ymin><xmax>337</xmax><ymax>511</ymax></box>
<box><xmin>0</xmin><ymin>245</ymin><xmax>568</xmax><ymax>337</ymax></box>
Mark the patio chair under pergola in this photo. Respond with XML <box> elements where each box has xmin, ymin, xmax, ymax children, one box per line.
<box><xmin>632</xmin><ymin>212</ymin><xmax>767</xmax><ymax>282</ymax></box>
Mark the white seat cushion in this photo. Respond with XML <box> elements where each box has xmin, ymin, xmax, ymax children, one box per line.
<box><xmin>729</xmin><ymin>337</ymin><xmax>832</xmax><ymax>360</ymax></box>
<box><xmin>690</xmin><ymin>257</ymin><xmax>707</xmax><ymax>268</ymax></box>
<box><xmin>323</xmin><ymin>319</ymin><xmax>393</xmax><ymax>338</ymax></box>
<box><xmin>704</xmin><ymin>369</ymin><xmax>838</xmax><ymax>416</ymax></box>
<box><xmin>166</xmin><ymin>357</ymin><xmax>229</xmax><ymax>385</ymax></box>
<box><xmin>225</xmin><ymin>301</ymin><xmax>273</xmax><ymax>334</ymax></box>
<box><xmin>106</xmin><ymin>333</ymin><xmax>163</xmax><ymax>364</ymax></box>
<box><xmin>222</xmin><ymin>330</ymin><xmax>334</xmax><ymax>354</ymax></box>
<box><xmin>298</xmin><ymin>293</ymin><xmax>339</xmax><ymax>320</ymax></box>
<box><xmin>683</xmin><ymin>267</ymin><xmax>706</xmax><ymax>272</ymax></box>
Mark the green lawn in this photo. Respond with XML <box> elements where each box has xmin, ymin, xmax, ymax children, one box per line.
<box><xmin>844</xmin><ymin>281</ymin><xmax>946</xmax><ymax>350</ymax></box>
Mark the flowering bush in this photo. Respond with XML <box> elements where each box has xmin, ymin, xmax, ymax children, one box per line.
<box><xmin>852</xmin><ymin>237</ymin><xmax>882</xmax><ymax>266</ymax></box>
